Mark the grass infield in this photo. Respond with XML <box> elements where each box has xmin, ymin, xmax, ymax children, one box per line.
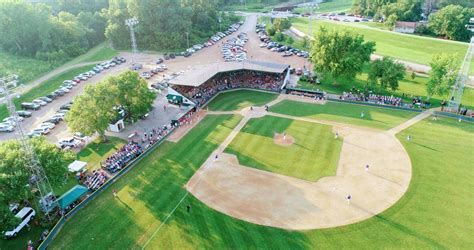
<box><xmin>225</xmin><ymin>116</ymin><xmax>342</xmax><ymax>181</ymax></box>
<box><xmin>270</xmin><ymin>100</ymin><xmax>418</xmax><ymax>130</ymax></box>
<box><xmin>46</xmin><ymin>110</ymin><xmax>474</xmax><ymax>249</ymax></box>
<box><xmin>206</xmin><ymin>89</ymin><xmax>278</xmax><ymax>111</ymax></box>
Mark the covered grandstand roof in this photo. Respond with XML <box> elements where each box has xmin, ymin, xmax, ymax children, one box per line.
<box><xmin>168</xmin><ymin>60</ymin><xmax>289</xmax><ymax>87</ymax></box>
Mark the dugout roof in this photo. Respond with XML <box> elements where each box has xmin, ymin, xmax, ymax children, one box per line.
<box><xmin>168</xmin><ymin>60</ymin><xmax>289</xmax><ymax>87</ymax></box>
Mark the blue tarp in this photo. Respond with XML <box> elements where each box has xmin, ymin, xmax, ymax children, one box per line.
<box><xmin>58</xmin><ymin>185</ymin><xmax>89</xmax><ymax>209</ymax></box>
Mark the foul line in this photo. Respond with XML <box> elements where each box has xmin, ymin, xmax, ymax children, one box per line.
<box><xmin>142</xmin><ymin>192</ymin><xmax>190</xmax><ymax>249</ymax></box>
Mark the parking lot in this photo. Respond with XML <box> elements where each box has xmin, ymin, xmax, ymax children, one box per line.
<box><xmin>0</xmin><ymin>13</ymin><xmax>311</xmax><ymax>147</ymax></box>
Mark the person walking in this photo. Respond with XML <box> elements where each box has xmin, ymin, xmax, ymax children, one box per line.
<box><xmin>113</xmin><ymin>189</ymin><xmax>117</xmax><ymax>198</ymax></box>
<box><xmin>335</xmin><ymin>132</ymin><xmax>339</xmax><ymax>139</ymax></box>
<box><xmin>346</xmin><ymin>194</ymin><xmax>352</xmax><ymax>204</ymax></box>
<box><xmin>186</xmin><ymin>205</ymin><xmax>191</xmax><ymax>213</ymax></box>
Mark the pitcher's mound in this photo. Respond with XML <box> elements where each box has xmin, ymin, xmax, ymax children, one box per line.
<box><xmin>274</xmin><ymin>133</ymin><xmax>295</xmax><ymax>146</ymax></box>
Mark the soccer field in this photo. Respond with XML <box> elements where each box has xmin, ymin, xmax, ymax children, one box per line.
<box><xmin>225</xmin><ymin>116</ymin><xmax>342</xmax><ymax>181</ymax></box>
<box><xmin>47</xmin><ymin>94</ymin><xmax>473</xmax><ymax>249</ymax></box>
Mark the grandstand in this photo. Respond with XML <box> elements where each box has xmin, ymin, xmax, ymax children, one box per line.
<box><xmin>167</xmin><ymin>60</ymin><xmax>290</xmax><ymax>107</ymax></box>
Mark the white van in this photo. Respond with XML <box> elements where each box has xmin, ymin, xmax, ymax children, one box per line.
<box><xmin>4</xmin><ymin>207</ymin><xmax>36</xmax><ymax>238</ymax></box>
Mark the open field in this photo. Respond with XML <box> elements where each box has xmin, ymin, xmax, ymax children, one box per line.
<box><xmin>45</xmin><ymin>98</ymin><xmax>474</xmax><ymax>248</ymax></box>
<box><xmin>270</xmin><ymin>100</ymin><xmax>418</xmax><ymax>130</ymax></box>
<box><xmin>206</xmin><ymin>89</ymin><xmax>278</xmax><ymax>111</ymax></box>
<box><xmin>225</xmin><ymin>116</ymin><xmax>342</xmax><ymax>181</ymax></box>
<box><xmin>295</xmin><ymin>0</ymin><xmax>352</xmax><ymax>14</ymax></box>
<box><xmin>75</xmin><ymin>43</ymin><xmax>118</xmax><ymax>64</ymax></box>
<box><xmin>291</xmin><ymin>18</ymin><xmax>474</xmax><ymax>72</ymax></box>
<box><xmin>0</xmin><ymin>65</ymin><xmax>95</xmax><ymax>120</ymax></box>
<box><xmin>0</xmin><ymin>52</ymin><xmax>60</xmax><ymax>84</ymax></box>
<box><xmin>297</xmin><ymin>65</ymin><xmax>474</xmax><ymax>110</ymax></box>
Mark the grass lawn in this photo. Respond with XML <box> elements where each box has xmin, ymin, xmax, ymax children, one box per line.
<box><xmin>47</xmin><ymin>110</ymin><xmax>474</xmax><ymax>248</ymax></box>
<box><xmin>291</xmin><ymin>18</ymin><xmax>474</xmax><ymax>73</ymax></box>
<box><xmin>76</xmin><ymin>43</ymin><xmax>118</xmax><ymax>63</ymax></box>
<box><xmin>206</xmin><ymin>89</ymin><xmax>278</xmax><ymax>111</ymax></box>
<box><xmin>270</xmin><ymin>100</ymin><xmax>419</xmax><ymax>130</ymax></box>
<box><xmin>0</xmin><ymin>64</ymin><xmax>95</xmax><ymax>120</ymax></box>
<box><xmin>0</xmin><ymin>52</ymin><xmax>60</xmax><ymax>84</ymax></box>
<box><xmin>294</xmin><ymin>0</ymin><xmax>352</xmax><ymax>14</ymax></box>
<box><xmin>76</xmin><ymin>137</ymin><xmax>127</xmax><ymax>171</ymax></box>
<box><xmin>296</xmin><ymin>65</ymin><xmax>474</xmax><ymax>110</ymax></box>
<box><xmin>225</xmin><ymin>116</ymin><xmax>342</xmax><ymax>181</ymax></box>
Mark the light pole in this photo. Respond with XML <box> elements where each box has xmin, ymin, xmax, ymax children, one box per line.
<box><xmin>218</xmin><ymin>14</ymin><xmax>222</xmax><ymax>32</ymax></box>
<box><xmin>185</xmin><ymin>32</ymin><xmax>190</xmax><ymax>49</ymax></box>
<box><xmin>125</xmin><ymin>17</ymin><xmax>139</xmax><ymax>64</ymax></box>
<box><xmin>308</xmin><ymin>3</ymin><xmax>319</xmax><ymax>37</ymax></box>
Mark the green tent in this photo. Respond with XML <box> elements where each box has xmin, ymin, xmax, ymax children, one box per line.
<box><xmin>58</xmin><ymin>185</ymin><xmax>89</xmax><ymax>209</ymax></box>
<box><xmin>166</xmin><ymin>94</ymin><xmax>183</xmax><ymax>104</ymax></box>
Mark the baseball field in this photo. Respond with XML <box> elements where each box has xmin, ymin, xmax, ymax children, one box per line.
<box><xmin>48</xmin><ymin>90</ymin><xmax>474</xmax><ymax>249</ymax></box>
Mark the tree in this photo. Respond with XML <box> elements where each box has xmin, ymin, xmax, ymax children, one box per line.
<box><xmin>411</xmin><ymin>71</ymin><xmax>416</xmax><ymax>80</ymax></box>
<box><xmin>385</xmin><ymin>14</ymin><xmax>398</xmax><ymax>30</ymax></box>
<box><xmin>273</xmin><ymin>18</ymin><xmax>291</xmax><ymax>31</ymax></box>
<box><xmin>310</xmin><ymin>27</ymin><xmax>376</xmax><ymax>81</ymax></box>
<box><xmin>428</xmin><ymin>5</ymin><xmax>474</xmax><ymax>41</ymax></box>
<box><xmin>0</xmin><ymin>137</ymin><xmax>73</xmax><ymax>231</ymax></box>
<box><xmin>66</xmin><ymin>84</ymin><xmax>116</xmax><ymax>140</ymax></box>
<box><xmin>274</xmin><ymin>32</ymin><xmax>285</xmax><ymax>42</ymax></box>
<box><xmin>302</xmin><ymin>36</ymin><xmax>311</xmax><ymax>49</ymax></box>
<box><xmin>368</xmin><ymin>57</ymin><xmax>406</xmax><ymax>91</ymax></box>
<box><xmin>426</xmin><ymin>53</ymin><xmax>458</xmax><ymax>99</ymax></box>
<box><xmin>267</xmin><ymin>27</ymin><xmax>276</xmax><ymax>36</ymax></box>
<box><xmin>286</xmin><ymin>36</ymin><xmax>294</xmax><ymax>44</ymax></box>
<box><xmin>106</xmin><ymin>71</ymin><xmax>156</xmax><ymax>120</ymax></box>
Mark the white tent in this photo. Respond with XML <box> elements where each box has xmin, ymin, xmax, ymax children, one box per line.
<box><xmin>68</xmin><ymin>160</ymin><xmax>87</xmax><ymax>173</ymax></box>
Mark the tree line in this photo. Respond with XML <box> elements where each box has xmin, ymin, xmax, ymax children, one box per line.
<box><xmin>351</xmin><ymin>0</ymin><xmax>473</xmax><ymax>41</ymax></box>
<box><xmin>309</xmin><ymin>27</ymin><xmax>458</xmax><ymax>100</ymax></box>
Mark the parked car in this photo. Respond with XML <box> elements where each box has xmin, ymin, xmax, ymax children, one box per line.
<box><xmin>40</xmin><ymin>122</ymin><xmax>56</xmax><ymax>130</ymax></box>
<box><xmin>58</xmin><ymin>138</ymin><xmax>80</xmax><ymax>148</ymax></box>
<box><xmin>4</xmin><ymin>207</ymin><xmax>36</xmax><ymax>238</ymax></box>
<box><xmin>32</xmin><ymin>127</ymin><xmax>50</xmax><ymax>135</ymax></box>
<box><xmin>0</xmin><ymin>123</ymin><xmax>15</xmax><ymax>132</ymax></box>
<box><xmin>3</xmin><ymin>116</ymin><xmax>24</xmax><ymax>123</ymax></box>
<box><xmin>39</xmin><ymin>97</ymin><xmax>52</xmax><ymax>103</ymax></box>
<box><xmin>32</xmin><ymin>99</ymin><xmax>47</xmax><ymax>106</ymax></box>
<box><xmin>21</xmin><ymin>102</ymin><xmax>40</xmax><ymax>111</ymax></box>
<box><xmin>156</xmin><ymin>58</ymin><xmax>164</xmax><ymax>64</ymax></box>
<box><xmin>45</xmin><ymin>117</ymin><xmax>61</xmax><ymax>124</ymax></box>
<box><xmin>16</xmin><ymin>110</ymin><xmax>32</xmax><ymax>118</ymax></box>
<box><xmin>60</xmin><ymin>103</ymin><xmax>73</xmax><ymax>110</ymax></box>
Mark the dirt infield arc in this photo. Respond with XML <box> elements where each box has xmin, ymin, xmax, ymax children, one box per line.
<box><xmin>186</xmin><ymin>99</ymin><xmax>414</xmax><ymax>230</ymax></box>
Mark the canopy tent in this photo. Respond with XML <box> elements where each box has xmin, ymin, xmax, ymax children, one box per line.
<box><xmin>57</xmin><ymin>185</ymin><xmax>89</xmax><ymax>210</ymax></box>
<box><xmin>68</xmin><ymin>160</ymin><xmax>87</xmax><ymax>172</ymax></box>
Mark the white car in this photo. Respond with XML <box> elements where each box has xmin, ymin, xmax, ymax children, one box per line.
<box><xmin>0</xmin><ymin>123</ymin><xmax>15</xmax><ymax>132</ymax></box>
<box><xmin>3</xmin><ymin>116</ymin><xmax>24</xmax><ymax>123</ymax></box>
<box><xmin>60</xmin><ymin>87</ymin><xmax>70</xmax><ymax>93</ymax></box>
<box><xmin>52</xmin><ymin>113</ymin><xmax>65</xmax><ymax>120</ymax></box>
<box><xmin>40</xmin><ymin>122</ymin><xmax>56</xmax><ymax>130</ymax></box>
<box><xmin>58</xmin><ymin>138</ymin><xmax>80</xmax><ymax>148</ymax></box>
<box><xmin>32</xmin><ymin>127</ymin><xmax>50</xmax><ymax>135</ymax></box>
<box><xmin>4</xmin><ymin>207</ymin><xmax>36</xmax><ymax>238</ymax></box>
<box><xmin>32</xmin><ymin>99</ymin><xmax>47</xmax><ymax>106</ymax></box>
<box><xmin>63</xmin><ymin>80</ymin><xmax>75</xmax><ymax>85</ymax></box>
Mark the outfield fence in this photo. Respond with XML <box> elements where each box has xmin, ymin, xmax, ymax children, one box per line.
<box><xmin>328</xmin><ymin>98</ymin><xmax>424</xmax><ymax>113</ymax></box>
<box><xmin>434</xmin><ymin>111</ymin><xmax>474</xmax><ymax>122</ymax></box>
<box><xmin>38</xmin><ymin>128</ymin><xmax>175</xmax><ymax>249</ymax></box>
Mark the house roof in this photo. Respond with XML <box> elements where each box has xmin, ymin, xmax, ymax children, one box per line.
<box><xmin>168</xmin><ymin>60</ymin><xmax>289</xmax><ymax>87</ymax></box>
<box><xmin>395</xmin><ymin>21</ymin><xmax>417</xmax><ymax>28</ymax></box>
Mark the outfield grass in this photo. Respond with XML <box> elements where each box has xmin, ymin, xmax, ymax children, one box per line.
<box><xmin>270</xmin><ymin>100</ymin><xmax>418</xmax><ymax>130</ymax></box>
<box><xmin>0</xmin><ymin>64</ymin><xmax>95</xmax><ymax>120</ymax></box>
<box><xmin>291</xmin><ymin>18</ymin><xmax>474</xmax><ymax>72</ymax></box>
<box><xmin>225</xmin><ymin>116</ymin><xmax>342</xmax><ymax>181</ymax></box>
<box><xmin>47</xmin><ymin>111</ymin><xmax>474</xmax><ymax>249</ymax></box>
<box><xmin>206</xmin><ymin>90</ymin><xmax>278</xmax><ymax>111</ymax></box>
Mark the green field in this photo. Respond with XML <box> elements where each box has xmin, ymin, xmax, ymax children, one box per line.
<box><xmin>291</xmin><ymin>18</ymin><xmax>474</xmax><ymax>72</ymax></box>
<box><xmin>0</xmin><ymin>65</ymin><xmax>95</xmax><ymax>120</ymax></box>
<box><xmin>270</xmin><ymin>100</ymin><xmax>418</xmax><ymax>130</ymax></box>
<box><xmin>206</xmin><ymin>90</ymin><xmax>278</xmax><ymax>111</ymax></box>
<box><xmin>297</xmin><ymin>65</ymin><xmax>474</xmax><ymax>110</ymax></box>
<box><xmin>75</xmin><ymin>43</ymin><xmax>118</xmax><ymax>63</ymax></box>
<box><xmin>0</xmin><ymin>52</ymin><xmax>60</xmax><ymax>84</ymax></box>
<box><xmin>295</xmin><ymin>0</ymin><xmax>352</xmax><ymax>14</ymax></box>
<box><xmin>44</xmin><ymin>103</ymin><xmax>474</xmax><ymax>249</ymax></box>
<box><xmin>225</xmin><ymin>116</ymin><xmax>342</xmax><ymax>181</ymax></box>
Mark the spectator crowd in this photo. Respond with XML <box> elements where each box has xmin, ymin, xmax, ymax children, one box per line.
<box><xmin>341</xmin><ymin>92</ymin><xmax>403</xmax><ymax>107</ymax></box>
<box><xmin>102</xmin><ymin>142</ymin><xmax>143</xmax><ymax>173</ymax></box>
<box><xmin>172</xmin><ymin>70</ymin><xmax>285</xmax><ymax>107</ymax></box>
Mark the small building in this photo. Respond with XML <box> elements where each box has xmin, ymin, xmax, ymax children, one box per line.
<box><xmin>394</xmin><ymin>22</ymin><xmax>417</xmax><ymax>34</ymax></box>
<box><xmin>108</xmin><ymin>109</ymin><xmax>126</xmax><ymax>133</ymax></box>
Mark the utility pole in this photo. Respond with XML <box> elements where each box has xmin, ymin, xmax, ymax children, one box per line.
<box><xmin>218</xmin><ymin>13</ymin><xmax>222</xmax><ymax>32</ymax></box>
<box><xmin>308</xmin><ymin>3</ymin><xmax>319</xmax><ymax>37</ymax></box>
<box><xmin>125</xmin><ymin>18</ymin><xmax>139</xmax><ymax>64</ymax></box>
<box><xmin>185</xmin><ymin>32</ymin><xmax>190</xmax><ymax>49</ymax></box>
<box><xmin>0</xmin><ymin>75</ymin><xmax>59</xmax><ymax>223</ymax></box>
